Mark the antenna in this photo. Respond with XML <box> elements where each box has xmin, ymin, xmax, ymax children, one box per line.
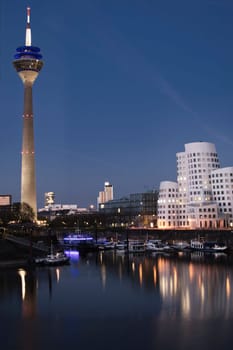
<box><xmin>25</xmin><ymin>7</ymin><xmax>32</xmax><ymax>46</ymax></box>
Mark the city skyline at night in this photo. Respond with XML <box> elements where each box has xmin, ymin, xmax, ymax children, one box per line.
<box><xmin>1</xmin><ymin>0</ymin><xmax>233</xmax><ymax>208</ymax></box>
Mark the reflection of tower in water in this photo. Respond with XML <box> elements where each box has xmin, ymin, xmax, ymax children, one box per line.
<box><xmin>18</xmin><ymin>269</ymin><xmax>37</xmax><ymax>319</ymax></box>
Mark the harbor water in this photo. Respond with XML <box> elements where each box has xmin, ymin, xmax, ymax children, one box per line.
<box><xmin>1</xmin><ymin>250</ymin><xmax>233</xmax><ymax>350</ymax></box>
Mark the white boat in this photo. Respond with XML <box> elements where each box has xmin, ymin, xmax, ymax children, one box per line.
<box><xmin>145</xmin><ymin>240</ymin><xmax>171</xmax><ymax>252</ymax></box>
<box><xmin>44</xmin><ymin>251</ymin><xmax>70</xmax><ymax>266</ymax></box>
<box><xmin>35</xmin><ymin>244</ymin><xmax>70</xmax><ymax>266</ymax></box>
<box><xmin>115</xmin><ymin>241</ymin><xmax>127</xmax><ymax>253</ymax></box>
<box><xmin>98</xmin><ymin>241</ymin><xmax>116</xmax><ymax>250</ymax></box>
<box><xmin>190</xmin><ymin>240</ymin><xmax>228</xmax><ymax>252</ymax></box>
<box><xmin>115</xmin><ymin>240</ymin><xmax>145</xmax><ymax>253</ymax></box>
<box><xmin>128</xmin><ymin>240</ymin><xmax>145</xmax><ymax>253</ymax></box>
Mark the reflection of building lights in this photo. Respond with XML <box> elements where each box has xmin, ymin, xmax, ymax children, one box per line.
<box><xmin>100</xmin><ymin>252</ymin><xmax>103</xmax><ymax>264</ymax></box>
<box><xmin>169</xmin><ymin>276</ymin><xmax>173</xmax><ymax>295</ymax></box>
<box><xmin>139</xmin><ymin>263</ymin><xmax>143</xmax><ymax>286</ymax></box>
<box><xmin>56</xmin><ymin>268</ymin><xmax>60</xmax><ymax>283</ymax></box>
<box><xmin>132</xmin><ymin>262</ymin><xmax>135</xmax><ymax>273</ymax></box>
<box><xmin>18</xmin><ymin>269</ymin><xmax>26</xmax><ymax>301</ymax></box>
<box><xmin>226</xmin><ymin>276</ymin><xmax>231</xmax><ymax>298</ymax></box>
<box><xmin>173</xmin><ymin>267</ymin><xmax>177</xmax><ymax>294</ymax></box>
<box><xmin>182</xmin><ymin>289</ymin><xmax>190</xmax><ymax>318</ymax></box>
<box><xmin>153</xmin><ymin>266</ymin><xmax>157</xmax><ymax>287</ymax></box>
<box><xmin>201</xmin><ymin>283</ymin><xmax>205</xmax><ymax>303</ymax></box>
<box><xmin>158</xmin><ymin>257</ymin><xmax>165</xmax><ymax>272</ymax></box>
<box><xmin>101</xmin><ymin>265</ymin><xmax>106</xmax><ymax>289</ymax></box>
<box><xmin>189</xmin><ymin>264</ymin><xmax>194</xmax><ymax>281</ymax></box>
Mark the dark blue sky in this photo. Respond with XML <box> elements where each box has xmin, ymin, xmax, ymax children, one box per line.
<box><xmin>1</xmin><ymin>0</ymin><xmax>233</xmax><ymax>208</ymax></box>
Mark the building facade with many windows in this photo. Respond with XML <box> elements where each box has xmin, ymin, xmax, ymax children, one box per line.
<box><xmin>158</xmin><ymin>142</ymin><xmax>232</xmax><ymax>229</ymax></box>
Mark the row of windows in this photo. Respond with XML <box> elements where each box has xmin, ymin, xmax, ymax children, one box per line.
<box><xmin>199</xmin><ymin>208</ymin><xmax>215</xmax><ymax>212</ymax></box>
<box><xmin>212</xmin><ymin>179</ymin><xmax>233</xmax><ymax>183</ymax></box>
<box><xmin>159</xmin><ymin>221</ymin><xmax>189</xmax><ymax>227</ymax></box>
<box><xmin>187</xmin><ymin>158</ymin><xmax>218</xmax><ymax>164</ymax></box>
<box><xmin>211</xmin><ymin>173</ymin><xmax>233</xmax><ymax>178</ymax></box>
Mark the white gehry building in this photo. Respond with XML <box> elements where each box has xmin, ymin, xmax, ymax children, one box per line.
<box><xmin>158</xmin><ymin>141</ymin><xmax>233</xmax><ymax>229</ymax></box>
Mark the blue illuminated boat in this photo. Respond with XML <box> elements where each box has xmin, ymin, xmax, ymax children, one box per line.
<box><xmin>62</xmin><ymin>233</ymin><xmax>96</xmax><ymax>251</ymax></box>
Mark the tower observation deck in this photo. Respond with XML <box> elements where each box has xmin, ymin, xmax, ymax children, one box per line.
<box><xmin>13</xmin><ymin>7</ymin><xmax>43</xmax><ymax>220</ymax></box>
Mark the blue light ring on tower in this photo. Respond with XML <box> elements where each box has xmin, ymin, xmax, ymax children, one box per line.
<box><xmin>14</xmin><ymin>52</ymin><xmax>42</xmax><ymax>60</ymax></box>
<box><xmin>16</xmin><ymin>46</ymin><xmax>41</xmax><ymax>53</ymax></box>
<box><xmin>14</xmin><ymin>45</ymin><xmax>42</xmax><ymax>60</ymax></box>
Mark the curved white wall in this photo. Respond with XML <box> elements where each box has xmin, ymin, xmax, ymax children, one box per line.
<box><xmin>157</xmin><ymin>181</ymin><xmax>179</xmax><ymax>228</ymax></box>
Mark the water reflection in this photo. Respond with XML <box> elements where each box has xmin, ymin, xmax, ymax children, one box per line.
<box><xmin>0</xmin><ymin>251</ymin><xmax>233</xmax><ymax>323</ymax></box>
<box><xmin>96</xmin><ymin>251</ymin><xmax>233</xmax><ymax>320</ymax></box>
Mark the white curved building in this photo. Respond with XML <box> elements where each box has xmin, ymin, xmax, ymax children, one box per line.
<box><xmin>158</xmin><ymin>141</ymin><xmax>227</xmax><ymax>229</ymax></box>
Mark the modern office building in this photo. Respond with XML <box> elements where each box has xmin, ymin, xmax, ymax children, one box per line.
<box><xmin>97</xmin><ymin>182</ymin><xmax>114</xmax><ymax>208</ymax></box>
<box><xmin>13</xmin><ymin>8</ymin><xmax>43</xmax><ymax>220</ymax></box>
<box><xmin>157</xmin><ymin>141</ymin><xmax>232</xmax><ymax>229</ymax></box>
<box><xmin>99</xmin><ymin>190</ymin><xmax>158</xmax><ymax>227</ymax></box>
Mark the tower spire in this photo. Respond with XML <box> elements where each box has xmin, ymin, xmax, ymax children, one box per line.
<box><xmin>25</xmin><ymin>7</ymin><xmax>31</xmax><ymax>46</ymax></box>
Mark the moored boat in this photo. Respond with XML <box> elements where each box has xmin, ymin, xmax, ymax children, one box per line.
<box><xmin>115</xmin><ymin>240</ymin><xmax>145</xmax><ymax>253</ymax></box>
<box><xmin>145</xmin><ymin>240</ymin><xmax>171</xmax><ymax>252</ymax></box>
<box><xmin>128</xmin><ymin>240</ymin><xmax>145</xmax><ymax>253</ymax></box>
<box><xmin>190</xmin><ymin>239</ymin><xmax>228</xmax><ymax>253</ymax></box>
<box><xmin>34</xmin><ymin>244</ymin><xmax>70</xmax><ymax>266</ymax></box>
<box><xmin>44</xmin><ymin>251</ymin><xmax>70</xmax><ymax>266</ymax></box>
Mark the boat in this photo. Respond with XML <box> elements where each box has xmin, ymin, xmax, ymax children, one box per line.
<box><xmin>63</xmin><ymin>233</ymin><xmax>94</xmax><ymax>245</ymax></box>
<box><xmin>190</xmin><ymin>239</ymin><xmax>228</xmax><ymax>253</ymax></box>
<box><xmin>145</xmin><ymin>240</ymin><xmax>171</xmax><ymax>252</ymax></box>
<box><xmin>115</xmin><ymin>241</ymin><xmax>127</xmax><ymax>253</ymax></box>
<box><xmin>128</xmin><ymin>240</ymin><xmax>145</xmax><ymax>253</ymax></box>
<box><xmin>44</xmin><ymin>251</ymin><xmax>70</xmax><ymax>266</ymax></box>
<box><xmin>116</xmin><ymin>240</ymin><xmax>145</xmax><ymax>253</ymax></box>
<box><xmin>98</xmin><ymin>241</ymin><xmax>116</xmax><ymax>250</ymax></box>
<box><xmin>62</xmin><ymin>233</ymin><xmax>96</xmax><ymax>251</ymax></box>
<box><xmin>34</xmin><ymin>244</ymin><xmax>70</xmax><ymax>266</ymax></box>
<box><xmin>171</xmin><ymin>241</ymin><xmax>190</xmax><ymax>251</ymax></box>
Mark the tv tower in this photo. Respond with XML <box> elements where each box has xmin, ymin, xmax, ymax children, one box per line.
<box><xmin>13</xmin><ymin>7</ymin><xmax>43</xmax><ymax>220</ymax></box>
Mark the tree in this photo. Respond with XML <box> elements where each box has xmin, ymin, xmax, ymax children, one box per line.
<box><xmin>11</xmin><ymin>202</ymin><xmax>35</xmax><ymax>223</ymax></box>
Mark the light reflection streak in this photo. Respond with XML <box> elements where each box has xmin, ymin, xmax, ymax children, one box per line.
<box><xmin>18</xmin><ymin>269</ymin><xmax>26</xmax><ymax>301</ymax></box>
<box><xmin>132</xmin><ymin>262</ymin><xmax>135</xmax><ymax>273</ymax></box>
<box><xmin>189</xmin><ymin>263</ymin><xmax>194</xmax><ymax>281</ymax></box>
<box><xmin>153</xmin><ymin>266</ymin><xmax>157</xmax><ymax>287</ymax></box>
<box><xmin>226</xmin><ymin>276</ymin><xmax>230</xmax><ymax>299</ymax></box>
<box><xmin>56</xmin><ymin>268</ymin><xmax>60</xmax><ymax>283</ymax></box>
<box><xmin>173</xmin><ymin>267</ymin><xmax>177</xmax><ymax>294</ymax></box>
<box><xmin>200</xmin><ymin>283</ymin><xmax>205</xmax><ymax>303</ymax></box>
<box><xmin>101</xmin><ymin>265</ymin><xmax>106</xmax><ymax>289</ymax></box>
<box><xmin>99</xmin><ymin>252</ymin><xmax>103</xmax><ymax>264</ymax></box>
<box><xmin>182</xmin><ymin>288</ymin><xmax>190</xmax><ymax>318</ymax></box>
<box><xmin>139</xmin><ymin>263</ymin><xmax>143</xmax><ymax>286</ymax></box>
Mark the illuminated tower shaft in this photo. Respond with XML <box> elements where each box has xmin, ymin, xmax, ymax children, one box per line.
<box><xmin>13</xmin><ymin>8</ymin><xmax>43</xmax><ymax>219</ymax></box>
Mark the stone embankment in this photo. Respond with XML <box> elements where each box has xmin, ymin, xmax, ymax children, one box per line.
<box><xmin>0</xmin><ymin>237</ymin><xmax>48</xmax><ymax>268</ymax></box>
